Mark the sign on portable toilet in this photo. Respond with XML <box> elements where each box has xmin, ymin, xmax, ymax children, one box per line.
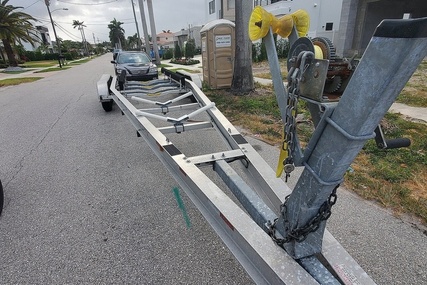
<box><xmin>200</xmin><ymin>19</ymin><xmax>235</xmax><ymax>89</ymax></box>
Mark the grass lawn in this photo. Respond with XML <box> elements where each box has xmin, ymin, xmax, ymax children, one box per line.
<box><xmin>19</xmin><ymin>60</ymin><xmax>58</xmax><ymax>68</ymax></box>
<box><xmin>0</xmin><ymin>77</ymin><xmax>43</xmax><ymax>87</ymax></box>
<box><xmin>206</xmin><ymin>59</ymin><xmax>427</xmax><ymax>225</ymax></box>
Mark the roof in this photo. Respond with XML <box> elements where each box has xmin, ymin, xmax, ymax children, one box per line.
<box><xmin>200</xmin><ymin>19</ymin><xmax>235</xmax><ymax>33</ymax></box>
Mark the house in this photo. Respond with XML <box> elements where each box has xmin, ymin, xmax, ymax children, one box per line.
<box><xmin>207</xmin><ymin>0</ymin><xmax>235</xmax><ymax>23</ymax></box>
<box><xmin>156</xmin><ymin>30</ymin><xmax>175</xmax><ymax>49</ymax></box>
<box><xmin>337</xmin><ymin>0</ymin><xmax>427</xmax><ymax>57</ymax></box>
<box><xmin>173</xmin><ymin>26</ymin><xmax>203</xmax><ymax>51</ymax></box>
<box><xmin>21</xmin><ymin>26</ymin><xmax>53</xmax><ymax>52</ymax></box>
<box><xmin>206</xmin><ymin>0</ymin><xmax>342</xmax><ymax>50</ymax></box>
<box><xmin>205</xmin><ymin>0</ymin><xmax>427</xmax><ymax>57</ymax></box>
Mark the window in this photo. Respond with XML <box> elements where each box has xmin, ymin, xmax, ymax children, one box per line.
<box><xmin>325</xmin><ymin>22</ymin><xmax>333</xmax><ymax>31</ymax></box>
<box><xmin>209</xmin><ymin>0</ymin><xmax>215</xmax><ymax>14</ymax></box>
<box><xmin>227</xmin><ymin>0</ymin><xmax>234</xmax><ymax>9</ymax></box>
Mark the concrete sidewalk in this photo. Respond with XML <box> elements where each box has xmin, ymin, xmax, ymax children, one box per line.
<box><xmin>389</xmin><ymin>102</ymin><xmax>427</xmax><ymax>123</ymax></box>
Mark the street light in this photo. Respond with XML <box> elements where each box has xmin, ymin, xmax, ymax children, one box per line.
<box><xmin>52</xmin><ymin>8</ymin><xmax>68</xmax><ymax>13</ymax></box>
<box><xmin>45</xmin><ymin>1</ymin><xmax>67</xmax><ymax>68</ymax></box>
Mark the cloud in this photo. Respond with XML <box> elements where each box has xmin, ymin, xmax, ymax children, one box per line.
<box><xmin>8</xmin><ymin>0</ymin><xmax>207</xmax><ymax>43</ymax></box>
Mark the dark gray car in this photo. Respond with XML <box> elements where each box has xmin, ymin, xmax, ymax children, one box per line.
<box><xmin>111</xmin><ymin>51</ymin><xmax>158</xmax><ymax>81</ymax></box>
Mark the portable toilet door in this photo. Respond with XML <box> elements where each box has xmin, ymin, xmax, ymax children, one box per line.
<box><xmin>200</xmin><ymin>19</ymin><xmax>235</xmax><ymax>89</ymax></box>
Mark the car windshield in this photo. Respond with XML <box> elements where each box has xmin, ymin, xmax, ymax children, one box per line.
<box><xmin>117</xmin><ymin>53</ymin><xmax>150</xmax><ymax>64</ymax></box>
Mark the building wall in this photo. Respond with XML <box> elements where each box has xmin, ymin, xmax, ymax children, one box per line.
<box><xmin>207</xmin><ymin>0</ymin><xmax>222</xmax><ymax>23</ymax></box>
<box><xmin>173</xmin><ymin>26</ymin><xmax>203</xmax><ymax>50</ymax></box>
<box><xmin>206</xmin><ymin>0</ymin><xmax>343</xmax><ymax>47</ymax></box>
<box><xmin>263</xmin><ymin>0</ymin><xmax>344</xmax><ymax>45</ymax></box>
<box><xmin>222</xmin><ymin>0</ymin><xmax>235</xmax><ymax>22</ymax></box>
<box><xmin>22</xmin><ymin>26</ymin><xmax>51</xmax><ymax>52</ymax></box>
<box><xmin>338</xmin><ymin>0</ymin><xmax>427</xmax><ymax>57</ymax></box>
<box><xmin>205</xmin><ymin>0</ymin><xmax>427</xmax><ymax>57</ymax></box>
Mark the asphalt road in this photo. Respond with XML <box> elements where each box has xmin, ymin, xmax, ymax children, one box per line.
<box><xmin>0</xmin><ymin>54</ymin><xmax>426</xmax><ymax>284</ymax></box>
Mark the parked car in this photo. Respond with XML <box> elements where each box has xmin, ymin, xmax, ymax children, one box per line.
<box><xmin>111</xmin><ymin>51</ymin><xmax>158</xmax><ymax>81</ymax></box>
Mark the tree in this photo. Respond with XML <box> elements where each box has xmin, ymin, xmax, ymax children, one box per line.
<box><xmin>174</xmin><ymin>43</ymin><xmax>182</xmax><ymax>59</ymax></box>
<box><xmin>72</xmin><ymin>20</ymin><xmax>88</xmax><ymax>56</ymax></box>
<box><xmin>108</xmin><ymin>18</ymin><xmax>125</xmax><ymax>50</ymax></box>
<box><xmin>185</xmin><ymin>38</ymin><xmax>195</xmax><ymax>59</ymax></box>
<box><xmin>127</xmin><ymin>33</ymin><xmax>139</xmax><ymax>50</ymax></box>
<box><xmin>0</xmin><ymin>0</ymin><xmax>39</xmax><ymax>67</ymax></box>
<box><xmin>231</xmin><ymin>0</ymin><xmax>254</xmax><ymax>94</ymax></box>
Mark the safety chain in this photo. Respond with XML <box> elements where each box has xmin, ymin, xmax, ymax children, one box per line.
<box><xmin>281</xmin><ymin>53</ymin><xmax>311</xmax><ymax>182</ymax></box>
<box><xmin>268</xmin><ymin>184</ymin><xmax>339</xmax><ymax>246</ymax></box>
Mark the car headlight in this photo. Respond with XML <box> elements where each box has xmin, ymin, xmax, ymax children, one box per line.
<box><xmin>116</xmin><ymin>68</ymin><xmax>126</xmax><ymax>74</ymax></box>
<box><xmin>148</xmin><ymin>64</ymin><xmax>157</xmax><ymax>73</ymax></box>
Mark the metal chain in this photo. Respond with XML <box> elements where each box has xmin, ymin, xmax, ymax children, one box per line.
<box><xmin>268</xmin><ymin>184</ymin><xmax>339</xmax><ymax>245</ymax></box>
<box><xmin>281</xmin><ymin>65</ymin><xmax>301</xmax><ymax>182</ymax></box>
<box><xmin>281</xmin><ymin>51</ymin><xmax>314</xmax><ymax>182</ymax></box>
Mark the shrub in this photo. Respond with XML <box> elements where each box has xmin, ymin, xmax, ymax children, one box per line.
<box><xmin>185</xmin><ymin>38</ymin><xmax>196</xmax><ymax>59</ymax></box>
<box><xmin>163</xmin><ymin>48</ymin><xmax>174</xmax><ymax>60</ymax></box>
<box><xmin>174</xmin><ymin>43</ymin><xmax>182</xmax><ymax>59</ymax></box>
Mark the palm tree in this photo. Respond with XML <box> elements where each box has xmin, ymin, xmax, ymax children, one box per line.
<box><xmin>0</xmin><ymin>0</ymin><xmax>39</xmax><ymax>67</ymax></box>
<box><xmin>72</xmin><ymin>20</ymin><xmax>88</xmax><ymax>56</ymax></box>
<box><xmin>231</xmin><ymin>0</ymin><xmax>254</xmax><ymax>93</ymax></box>
<box><xmin>108</xmin><ymin>18</ymin><xmax>125</xmax><ymax>50</ymax></box>
<box><xmin>127</xmin><ymin>33</ymin><xmax>139</xmax><ymax>50</ymax></box>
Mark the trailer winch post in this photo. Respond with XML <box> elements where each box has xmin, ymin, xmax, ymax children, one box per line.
<box><xmin>272</xmin><ymin>18</ymin><xmax>427</xmax><ymax>259</ymax></box>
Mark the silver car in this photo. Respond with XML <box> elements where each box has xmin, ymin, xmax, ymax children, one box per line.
<box><xmin>111</xmin><ymin>51</ymin><xmax>158</xmax><ymax>81</ymax></box>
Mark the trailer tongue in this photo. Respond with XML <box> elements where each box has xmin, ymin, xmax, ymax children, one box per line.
<box><xmin>97</xmin><ymin>10</ymin><xmax>427</xmax><ymax>284</ymax></box>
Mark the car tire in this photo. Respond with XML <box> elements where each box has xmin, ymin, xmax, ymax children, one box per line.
<box><xmin>102</xmin><ymin>101</ymin><xmax>113</xmax><ymax>112</ymax></box>
<box><xmin>118</xmin><ymin>70</ymin><xmax>126</xmax><ymax>90</ymax></box>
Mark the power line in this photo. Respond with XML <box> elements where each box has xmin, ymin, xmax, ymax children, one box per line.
<box><xmin>57</xmin><ymin>0</ymin><xmax>119</xmax><ymax>5</ymax></box>
<box><xmin>22</xmin><ymin>0</ymin><xmax>43</xmax><ymax>10</ymax></box>
<box><xmin>55</xmin><ymin>22</ymin><xmax>81</xmax><ymax>41</ymax></box>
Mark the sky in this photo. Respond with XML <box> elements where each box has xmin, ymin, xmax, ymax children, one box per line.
<box><xmin>8</xmin><ymin>0</ymin><xmax>207</xmax><ymax>44</ymax></box>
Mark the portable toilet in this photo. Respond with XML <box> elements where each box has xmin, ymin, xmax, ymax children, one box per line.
<box><xmin>200</xmin><ymin>19</ymin><xmax>235</xmax><ymax>89</ymax></box>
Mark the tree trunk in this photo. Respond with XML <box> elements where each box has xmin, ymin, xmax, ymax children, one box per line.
<box><xmin>2</xmin><ymin>39</ymin><xmax>18</xmax><ymax>67</ymax></box>
<box><xmin>231</xmin><ymin>0</ymin><xmax>254</xmax><ymax>94</ymax></box>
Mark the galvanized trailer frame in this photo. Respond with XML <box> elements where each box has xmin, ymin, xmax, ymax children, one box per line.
<box><xmin>101</xmin><ymin>75</ymin><xmax>373</xmax><ymax>284</ymax></box>
<box><xmin>97</xmin><ymin>17</ymin><xmax>427</xmax><ymax>284</ymax></box>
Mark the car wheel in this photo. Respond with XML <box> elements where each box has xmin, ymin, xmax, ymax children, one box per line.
<box><xmin>118</xmin><ymin>70</ymin><xmax>126</xmax><ymax>90</ymax></box>
<box><xmin>102</xmin><ymin>101</ymin><xmax>113</xmax><ymax>112</ymax></box>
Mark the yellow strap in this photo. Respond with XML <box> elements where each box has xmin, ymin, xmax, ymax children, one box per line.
<box><xmin>276</xmin><ymin>139</ymin><xmax>288</xmax><ymax>178</ymax></box>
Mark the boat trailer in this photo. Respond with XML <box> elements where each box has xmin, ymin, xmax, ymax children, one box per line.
<box><xmin>97</xmin><ymin>12</ymin><xmax>427</xmax><ymax>284</ymax></box>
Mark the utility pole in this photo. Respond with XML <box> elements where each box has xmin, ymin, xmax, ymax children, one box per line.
<box><xmin>131</xmin><ymin>0</ymin><xmax>142</xmax><ymax>50</ymax></box>
<box><xmin>45</xmin><ymin>0</ymin><xmax>62</xmax><ymax>68</ymax></box>
<box><xmin>81</xmin><ymin>26</ymin><xmax>89</xmax><ymax>56</ymax></box>
<box><xmin>146</xmin><ymin>0</ymin><xmax>161</xmax><ymax>64</ymax></box>
<box><xmin>138</xmin><ymin>0</ymin><xmax>151</xmax><ymax>53</ymax></box>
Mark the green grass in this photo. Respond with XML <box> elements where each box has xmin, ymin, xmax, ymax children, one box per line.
<box><xmin>0</xmin><ymin>77</ymin><xmax>43</xmax><ymax>87</ymax></box>
<box><xmin>396</xmin><ymin>60</ymin><xmax>427</xmax><ymax>107</ymax></box>
<box><xmin>346</xmin><ymin>113</ymin><xmax>427</xmax><ymax>221</ymax></box>
<box><xmin>19</xmin><ymin>60</ymin><xmax>57</xmax><ymax>68</ymax></box>
<box><xmin>204</xmin><ymin>69</ymin><xmax>427</xmax><ymax>225</ymax></box>
<box><xmin>158</xmin><ymin>63</ymin><xmax>173</xmax><ymax>69</ymax></box>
